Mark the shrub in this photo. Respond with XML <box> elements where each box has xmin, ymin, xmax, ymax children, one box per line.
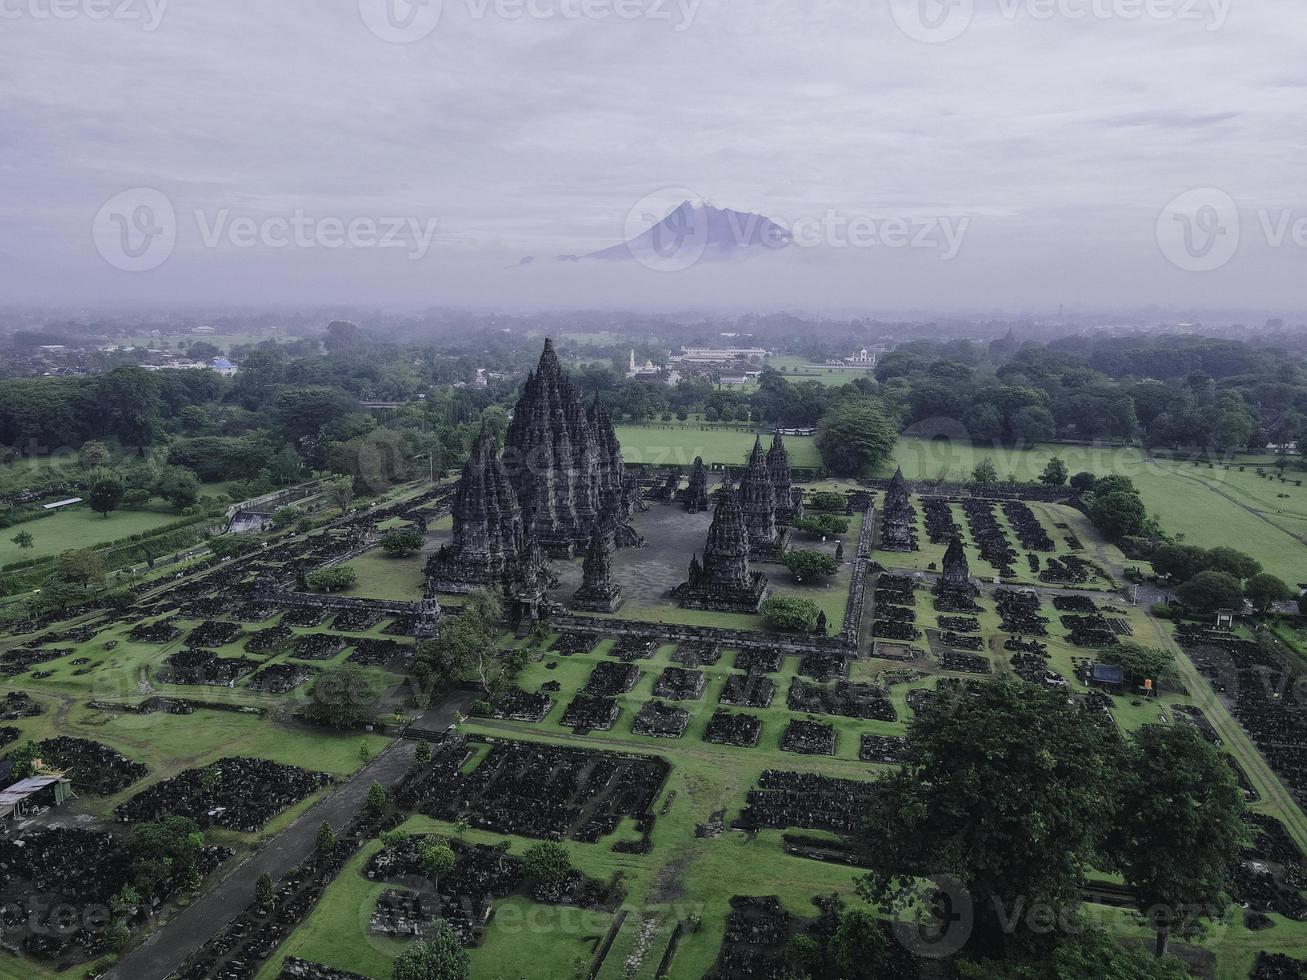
<box><xmin>783</xmin><ymin>549</ymin><xmax>840</xmax><ymax>581</ymax></box>
<box><xmin>809</xmin><ymin>491</ymin><xmax>846</xmax><ymax>512</ymax></box>
<box><xmin>761</xmin><ymin>595</ymin><xmax>821</xmax><ymax>632</ymax></box>
<box><xmin>306</xmin><ymin>565</ymin><xmax>357</xmax><ymax>593</ymax></box>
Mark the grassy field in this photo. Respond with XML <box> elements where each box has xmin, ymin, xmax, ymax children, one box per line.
<box><xmin>0</xmin><ymin>505</ymin><xmax>192</xmax><ymax>563</ymax></box>
<box><xmin>613</xmin><ymin>424</ymin><xmax>820</xmax><ymax>468</ymax></box>
<box><xmin>766</xmin><ymin>355</ymin><xmax>876</xmax><ymax>387</ymax></box>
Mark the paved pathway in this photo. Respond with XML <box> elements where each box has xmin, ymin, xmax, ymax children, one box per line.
<box><xmin>107</xmin><ymin>739</ymin><xmax>417</xmax><ymax>980</ymax></box>
<box><xmin>110</xmin><ymin>688</ymin><xmax>480</xmax><ymax>980</ymax></box>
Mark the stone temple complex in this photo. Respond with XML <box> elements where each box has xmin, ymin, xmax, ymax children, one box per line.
<box><xmin>674</xmin><ymin>480</ymin><xmax>769</xmax><ymax>612</ymax></box>
<box><xmin>424</xmin><ymin>428</ymin><xmax>524</xmax><ymax>592</ymax></box>
<box><xmin>738</xmin><ymin>436</ymin><xmax>790</xmax><ymax>562</ymax></box>
<box><xmin>502</xmin><ymin>339</ymin><xmax>634</xmax><ymax>556</ymax></box>
<box><xmin>572</xmin><ymin>527</ymin><xmax>624</xmax><ymax>612</ymax></box>
<box><xmin>879</xmin><ymin>466</ymin><xmax>917</xmax><ymax>552</ymax></box>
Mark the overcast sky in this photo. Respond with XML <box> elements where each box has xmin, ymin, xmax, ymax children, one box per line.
<box><xmin>2</xmin><ymin>0</ymin><xmax>1305</xmax><ymax>315</ymax></box>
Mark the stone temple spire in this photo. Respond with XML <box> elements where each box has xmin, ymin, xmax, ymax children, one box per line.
<box><xmin>502</xmin><ymin>339</ymin><xmax>632</xmax><ymax>556</ymax></box>
<box><xmin>675</xmin><ymin>480</ymin><xmax>769</xmax><ymax>612</ymax></box>
<box><xmin>424</xmin><ymin>427</ymin><xmax>523</xmax><ymax>591</ymax></box>
<box><xmin>880</xmin><ymin>464</ymin><xmax>917</xmax><ymax>552</ymax></box>
<box><xmin>737</xmin><ymin>435</ymin><xmax>789</xmax><ymax>561</ymax></box>
<box><xmin>938</xmin><ymin>535</ymin><xmax>977</xmax><ymax>593</ymax></box>
<box><xmin>767</xmin><ymin>432</ymin><xmax>803</xmax><ymax>522</ymax></box>
<box><xmin>573</xmin><ymin>527</ymin><xmax>623</xmax><ymax>612</ymax></box>
<box><xmin>685</xmin><ymin>456</ymin><xmax>710</xmax><ymax>513</ymax></box>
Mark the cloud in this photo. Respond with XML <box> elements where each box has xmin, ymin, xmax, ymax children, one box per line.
<box><xmin>0</xmin><ymin>0</ymin><xmax>1304</xmax><ymax>312</ymax></box>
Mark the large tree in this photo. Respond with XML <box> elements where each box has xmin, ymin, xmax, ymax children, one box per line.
<box><xmin>816</xmin><ymin>397</ymin><xmax>897</xmax><ymax>477</ymax></box>
<box><xmin>392</xmin><ymin>920</ymin><xmax>469</xmax><ymax>980</ymax></box>
<box><xmin>857</xmin><ymin>678</ymin><xmax>1119</xmax><ymax>958</ymax></box>
<box><xmin>1175</xmin><ymin>570</ymin><xmax>1244</xmax><ymax>613</ymax></box>
<box><xmin>305</xmin><ymin>664</ymin><xmax>383</xmax><ymax>729</ymax></box>
<box><xmin>1245</xmin><ymin>572</ymin><xmax>1293</xmax><ymax>613</ymax></box>
<box><xmin>1111</xmin><ymin>724</ymin><xmax>1248</xmax><ymax>958</ymax></box>
<box><xmin>88</xmin><ymin>473</ymin><xmax>125</xmax><ymax>518</ymax></box>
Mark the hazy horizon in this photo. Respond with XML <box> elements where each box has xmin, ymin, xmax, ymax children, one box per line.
<box><xmin>3</xmin><ymin>0</ymin><xmax>1305</xmax><ymax>313</ymax></box>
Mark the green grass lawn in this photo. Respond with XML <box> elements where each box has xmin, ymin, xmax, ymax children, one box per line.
<box><xmin>613</xmin><ymin>424</ymin><xmax>820</xmax><ymax>469</ymax></box>
<box><xmin>766</xmin><ymin>355</ymin><xmax>876</xmax><ymax>387</ymax></box>
<box><xmin>0</xmin><ymin>504</ymin><xmax>189</xmax><ymax>564</ymax></box>
<box><xmin>342</xmin><ymin>548</ymin><xmax>428</xmax><ymax>601</ymax></box>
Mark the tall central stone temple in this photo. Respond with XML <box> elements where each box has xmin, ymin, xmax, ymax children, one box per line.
<box><xmin>674</xmin><ymin>480</ymin><xmax>769</xmax><ymax>612</ymax></box>
<box><xmin>501</xmin><ymin>339</ymin><xmax>635</xmax><ymax>555</ymax></box>
<box><xmin>427</xmin><ymin>339</ymin><xmax>637</xmax><ymax>594</ymax></box>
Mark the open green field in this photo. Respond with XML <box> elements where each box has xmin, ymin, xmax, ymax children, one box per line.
<box><xmin>766</xmin><ymin>355</ymin><xmax>876</xmax><ymax>386</ymax></box>
<box><xmin>0</xmin><ymin>505</ymin><xmax>193</xmax><ymax>564</ymax></box>
<box><xmin>613</xmin><ymin>424</ymin><xmax>820</xmax><ymax>469</ymax></box>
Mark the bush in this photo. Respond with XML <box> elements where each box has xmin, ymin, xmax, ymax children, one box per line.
<box><xmin>761</xmin><ymin>595</ymin><xmax>821</xmax><ymax>632</ymax></box>
<box><xmin>1150</xmin><ymin>603</ymin><xmax>1172</xmax><ymax>619</ymax></box>
<box><xmin>381</xmin><ymin>527</ymin><xmax>425</xmax><ymax>557</ymax></box>
<box><xmin>306</xmin><ymin>565</ymin><xmax>357</xmax><ymax>593</ymax></box>
<box><xmin>792</xmin><ymin>514</ymin><xmax>850</xmax><ymax>537</ymax></box>
<box><xmin>809</xmin><ymin>491</ymin><xmax>846</xmax><ymax>512</ymax></box>
<box><xmin>783</xmin><ymin>549</ymin><xmax>840</xmax><ymax>581</ymax></box>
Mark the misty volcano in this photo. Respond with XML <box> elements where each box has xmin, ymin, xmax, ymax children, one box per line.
<box><xmin>551</xmin><ymin>201</ymin><xmax>791</xmax><ymax>268</ymax></box>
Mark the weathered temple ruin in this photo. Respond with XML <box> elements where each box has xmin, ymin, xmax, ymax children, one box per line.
<box><xmin>766</xmin><ymin>432</ymin><xmax>804</xmax><ymax>522</ymax></box>
<box><xmin>502</xmin><ymin>339</ymin><xmax>634</xmax><ymax>556</ymax></box>
<box><xmin>684</xmin><ymin>457</ymin><xmax>710</xmax><ymax>513</ymax></box>
<box><xmin>573</xmin><ymin>528</ymin><xmax>624</xmax><ymax>612</ymax></box>
<box><xmin>674</xmin><ymin>480</ymin><xmax>769</xmax><ymax>612</ymax></box>
<box><xmin>738</xmin><ymin>436</ymin><xmax>789</xmax><ymax>561</ymax></box>
<box><xmin>938</xmin><ymin>535</ymin><xmax>976</xmax><ymax>593</ymax></box>
<box><xmin>424</xmin><ymin>428</ymin><xmax>524</xmax><ymax>592</ymax></box>
<box><xmin>879</xmin><ymin>466</ymin><xmax>917</xmax><ymax>552</ymax></box>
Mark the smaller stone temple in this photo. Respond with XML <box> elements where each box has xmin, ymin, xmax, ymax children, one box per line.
<box><xmin>424</xmin><ymin>428</ymin><xmax>524</xmax><ymax>592</ymax></box>
<box><xmin>674</xmin><ymin>480</ymin><xmax>769</xmax><ymax>612</ymax></box>
<box><xmin>504</xmin><ymin>525</ymin><xmax>558</xmax><ymax>627</ymax></box>
<box><xmin>879</xmin><ymin>466</ymin><xmax>917</xmax><ymax>552</ymax></box>
<box><xmin>573</xmin><ymin>528</ymin><xmax>624</xmax><ymax>612</ymax></box>
<box><xmin>766</xmin><ymin>432</ymin><xmax>804</xmax><ymax>522</ymax></box>
<box><xmin>738</xmin><ymin>436</ymin><xmax>790</xmax><ymax>561</ymax></box>
<box><xmin>684</xmin><ymin>457</ymin><xmax>711</xmax><ymax>513</ymax></box>
<box><xmin>937</xmin><ymin>536</ymin><xmax>978</xmax><ymax>594</ymax></box>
